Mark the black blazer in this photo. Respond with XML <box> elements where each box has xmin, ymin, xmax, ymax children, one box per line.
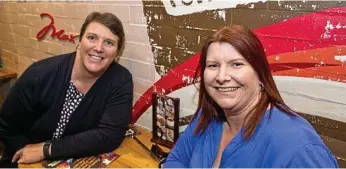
<box><xmin>0</xmin><ymin>52</ymin><xmax>133</xmax><ymax>160</ymax></box>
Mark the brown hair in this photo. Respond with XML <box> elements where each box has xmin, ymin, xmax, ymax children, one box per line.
<box><xmin>193</xmin><ymin>25</ymin><xmax>296</xmax><ymax>139</ymax></box>
<box><xmin>79</xmin><ymin>12</ymin><xmax>125</xmax><ymax>52</ymax></box>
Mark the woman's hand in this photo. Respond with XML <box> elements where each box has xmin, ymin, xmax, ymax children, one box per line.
<box><xmin>12</xmin><ymin>142</ymin><xmax>45</xmax><ymax>164</ymax></box>
<box><xmin>12</xmin><ymin>148</ymin><xmax>23</xmax><ymax>163</ymax></box>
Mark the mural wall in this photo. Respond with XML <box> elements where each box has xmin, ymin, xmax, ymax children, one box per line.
<box><xmin>132</xmin><ymin>0</ymin><xmax>346</xmax><ymax>166</ymax></box>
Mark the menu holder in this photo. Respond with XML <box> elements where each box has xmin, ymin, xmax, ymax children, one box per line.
<box><xmin>151</xmin><ymin>92</ymin><xmax>180</xmax><ymax>149</ymax></box>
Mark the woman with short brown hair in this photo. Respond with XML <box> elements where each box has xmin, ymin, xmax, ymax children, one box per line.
<box><xmin>0</xmin><ymin>12</ymin><xmax>133</xmax><ymax>167</ymax></box>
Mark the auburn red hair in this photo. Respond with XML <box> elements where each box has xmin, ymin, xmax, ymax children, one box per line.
<box><xmin>193</xmin><ymin>25</ymin><xmax>296</xmax><ymax>139</ymax></box>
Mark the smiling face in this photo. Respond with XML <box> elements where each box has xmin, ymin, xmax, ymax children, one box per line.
<box><xmin>77</xmin><ymin>21</ymin><xmax>119</xmax><ymax>76</ymax></box>
<box><xmin>203</xmin><ymin>42</ymin><xmax>262</xmax><ymax>116</ymax></box>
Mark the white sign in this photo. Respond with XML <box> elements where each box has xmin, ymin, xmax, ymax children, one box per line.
<box><xmin>162</xmin><ymin>0</ymin><xmax>267</xmax><ymax>16</ymax></box>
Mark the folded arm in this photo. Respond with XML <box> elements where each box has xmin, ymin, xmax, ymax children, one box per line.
<box><xmin>50</xmin><ymin>77</ymin><xmax>133</xmax><ymax>159</ymax></box>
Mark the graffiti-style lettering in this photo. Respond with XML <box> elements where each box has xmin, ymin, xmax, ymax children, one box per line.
<box><xmin>182</xmin><ymin>0</ymin><xmax>193</xmax><ymax>6</ymax></box>
<box><xmin>197</xmin><ymin>0</ymin><xmax>212</xmax><ymax>4</ymax></box>
<box><xmin>170</xmin><ymin>0</ymin><xmax>212</xmax><ymax>7</ymax></box>
<box><xmin>170</xmin><ymin>0</ymin><xmax>176</xmax><ymax>7</ymax></box>
<box><xmin>36</xmin><ymin>13</ymin><xmax>79</xmax><ymax>44</ymax></box>
<box><xmin>163</xmin><ymin>0</ymin><xmax>265</xmax><ymax>16</ymax></box>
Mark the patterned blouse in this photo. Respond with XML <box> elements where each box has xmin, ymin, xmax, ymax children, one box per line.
<box><xmin>52</xmin><ymin>81</ymin><xmax>84</xmax><ymax>139</ymax></box>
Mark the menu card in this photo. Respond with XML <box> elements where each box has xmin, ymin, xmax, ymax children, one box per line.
<box><xmin>42</xmin><ymin>152</ymin><xmax>119</xmax><ymax>168</ymax></box>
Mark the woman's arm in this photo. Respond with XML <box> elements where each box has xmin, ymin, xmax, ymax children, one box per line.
<box><xmin>0</xmin><ymin>64</ymin><xmax>40</xmax><ymax>158</ymax></box>
<box><xmin>285</xmin><ymin>144</ymin><xmax>339</xmax><ymax>167</ymax></box>
<box><xmin>49</xmin><ymin>77</ymin><xmax>133</xmax><ymax>159</ymax></box>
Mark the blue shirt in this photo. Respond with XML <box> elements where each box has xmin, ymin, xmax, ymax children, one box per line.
<box><xmin>165</xmin><ymin>107</ymin><xmax>338</xmax><ymax>168</ymax></box>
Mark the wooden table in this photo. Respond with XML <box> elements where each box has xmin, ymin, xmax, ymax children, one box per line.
<box><xmin>0</xmin><ymin>68</ymin><xmax>17</xmax><ymax>80</ymax></box>
<box><xmin>19</xmin><ymin>127</ymin><xmax>170</xmax><ymax>168</ymax></box>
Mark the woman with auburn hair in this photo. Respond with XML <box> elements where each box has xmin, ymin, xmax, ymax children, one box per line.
<box><xmin>165</xmin><ymin>25</ymin><xmax>338</xmax><ymax>168</ymax></box>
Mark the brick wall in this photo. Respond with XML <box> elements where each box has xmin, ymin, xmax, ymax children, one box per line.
<box><xmin>0</xmin><ymin>1</ymin><xmax>156</xmax><ymax>107</ymax></box>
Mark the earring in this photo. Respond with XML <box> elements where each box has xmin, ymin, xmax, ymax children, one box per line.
<box><xmin>259</xmin><ymin>82</ymin><xmax>264</xmax><ymax>91</ymax></box>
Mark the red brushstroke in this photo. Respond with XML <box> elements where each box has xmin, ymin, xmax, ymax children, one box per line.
<box><xmin>254</xmin><ymin>7</ymin><xmax>346</xmax><ymax>56</ymax></box>
<box><xmin>131</xmin><ymin>7</ymin><xmax>346</xmax><ymax>123</ymax></box>
<box><xmin>270</xmin><ymin>46</ymin><xmax>346</xmax><ymax>81</ymax></box>
<box><xmin>36</xmin><ymin>13</ymin><xmax>79</xmax><ymax>44</ymax></box>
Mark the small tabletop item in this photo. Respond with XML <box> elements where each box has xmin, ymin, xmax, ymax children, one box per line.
<box><xmin>125</xmin><ymin>126</ymin><xmax>141</xmax><ymax>137</ymax></box>
<box><xmin>42</xmin><ymin>152</ymin><xmax>120</xmax><ymax>168</ymax></box>
<box><xmin>151</xmin><ymin>92</ymin><xmax>180</xmax><ymax>148</ymax></box>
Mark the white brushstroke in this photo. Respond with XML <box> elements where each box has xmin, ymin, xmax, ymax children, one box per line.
<box><xmin>158</xmin><ymin>65</ymin><xmax>166</xmax><ymax>76</ymax></box>
<box><xmin>284</xmin><ymin>4</ymin><xmax>296</xmax><ymax>10</ymax></box>
<box><xmin>181</xmin><ymin>25</ymin><xmax>214</xmax><ymax>31</ymax></box>
<box><xmin>182</xmin><ymin>75</ymin><xmax>195</xmax><ymax>84</ymax></box>
<box><xmin>217</xmin><ymin>10</ymin><xmax>226</xmax><ymax>21</ymax></box>
<box><xmin>322</xmin><ymin>20</ymin><xmax>346</xmax><ymax>40</ymax></box>
<box><xmin>274</xmin><ymin>76</ymin><xmax>346</xmax><ymax>123</ymax></box>
<box><xmin>326</xmin><ymin>20</ymin><xmax>335</xmax><ymax>30</ymax></box>
<box><xmin>162</xmin><ymin>0</ymin><xmax>266</xmax><ymax>16</ymax></box>
<box><xmin>335</xmin><ymin>55</ymin><xmax>346</xmax><ymax>62</ymax></box>
<box><xmin>312</xmin><ymin>4</ymin><xmax>317</xmax><ymax>10</ymax></box>
<box><xmin>174</xmin><ymin>76</ymin><xmax>346</xmax><ymax>123</ymax></box>
<box><xmin>275</xmin><ymin>56</ymin><xmax>280</xmax><ymax>61</ymax></box>
<box><xmin>154</xmin><ymin>14</ymin><xmax>159</xmax><ymax>20</ymax></box>
<box><xmin>152</xmin><ymin>45</ymin><xmax>163</xmax><ymax>50</ymax></box>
